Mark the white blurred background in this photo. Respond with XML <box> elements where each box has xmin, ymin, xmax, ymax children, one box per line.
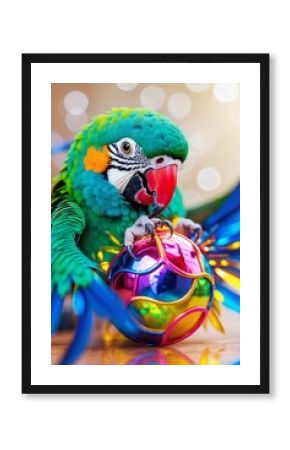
<box><xmin>51</xmin><ymin>83</ymin><xmax>239</xmax><ymax>209</ymax></box>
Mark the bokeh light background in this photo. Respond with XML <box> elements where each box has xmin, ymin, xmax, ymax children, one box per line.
<box><xmin>51</xmin><ymin>83</ymin><xmax>239</xmax><ymax>209</ymax></box>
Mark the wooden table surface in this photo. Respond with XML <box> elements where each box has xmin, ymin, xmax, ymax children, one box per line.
<box><xmin>52</xmin><ymin>307</ymin><xmax>239</xmax><ymax>365</ymax></box>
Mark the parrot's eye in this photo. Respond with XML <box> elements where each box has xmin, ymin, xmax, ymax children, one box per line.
<box><xmin>121</xmin><ymin>141</ymin><xmax>132</xmax><ymax>155</ymax></box>
<box><xmin>109</xmin><ymin>137</ymin><xmax>143</xmax><ymax>162</ymax></box>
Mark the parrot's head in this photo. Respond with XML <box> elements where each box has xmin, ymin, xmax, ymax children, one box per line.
<box><xmin>65</xmin><ymin>108</ymin><xmax>188</xmax><ymax>216</ymax></box>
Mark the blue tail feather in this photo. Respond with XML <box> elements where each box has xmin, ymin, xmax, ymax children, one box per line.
<box><xmin>51</xmin><ymin>288</ymin><xmax>64</xmax><ymax>334</ymax></box>
<box><xmin>60</xmin><ymin>289</ymin><xmax>94</xmax><ymax>365</ymax></box>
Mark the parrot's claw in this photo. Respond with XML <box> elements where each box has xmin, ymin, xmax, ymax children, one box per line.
<box><xmin>145</xmin><ymin>222</ymin><xmax>155</xmax><ymax>238</ymax></box>
<box><xmin>126</xmin><ymin>244</ymin><xmax>138</xmax><ymax>260</ymax></box>
<box><xmin>190</xmin><ymin>224</ymin><xmax>203</xmax><ymax>242</ymax></box>
<box><xmin>174</xmin><ymin>218</ymin><xmax>203</xmax><ymax>242</ymax></box>
<box><xmin>124</xmin><ymin>215</ymin><xmax>161</xmax><ymax>254</ymax></box>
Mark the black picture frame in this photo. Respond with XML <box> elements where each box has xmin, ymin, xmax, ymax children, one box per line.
<box><xmin>22</xmin><ymin>53</ymin><xmax>269</xmax><ymax>394</ymax></box>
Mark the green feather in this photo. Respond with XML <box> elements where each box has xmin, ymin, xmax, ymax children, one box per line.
<box><xmin>51</xmin><ymin>185</ymin><xmax>98</xmax><ymax>296</ymax></box>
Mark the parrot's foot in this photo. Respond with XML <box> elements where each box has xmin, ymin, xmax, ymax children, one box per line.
<box><xmin>174</xmin><ymin>218</ymin><xmax>203</xmax><ymax>241</ymax></box>
<box><xmin>124</xmin><ymin>215</ymin><xmax>173</xmax><ymax>259</ymax></box>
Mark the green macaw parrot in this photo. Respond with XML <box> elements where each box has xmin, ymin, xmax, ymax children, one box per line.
<box><xmin>51</xmin><ymin>107</ymin><xmax>206</xmax><ymax>363</ymax></box>
<box><xmin>52</xmin><ymin>108</ymin><xmax>201</xmax><ymax>297</ymax></box>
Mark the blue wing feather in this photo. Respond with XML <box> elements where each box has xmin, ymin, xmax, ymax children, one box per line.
<box><xmin>203</xmin><ymin>184</ymin><xmax>240</xmax><ymax>228</ymax></box>
<box><xmin>199</xmin><ymin>184</ymin><xmax>240</xmax><ymax>312</ymax></box>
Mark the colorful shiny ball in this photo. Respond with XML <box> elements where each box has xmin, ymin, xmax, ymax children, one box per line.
<box><xmin>107</xmin><ymin>230</ymin><xmax>214</xmax><ymax>345</ymax></box>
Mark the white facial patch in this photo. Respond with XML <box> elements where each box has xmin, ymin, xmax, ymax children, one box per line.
<box><xmin>107</xmin><ymin>168</ymin><xmax>136</xmax><ymax>193</ymax></box>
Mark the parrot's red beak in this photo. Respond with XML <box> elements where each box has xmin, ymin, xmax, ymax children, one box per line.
<box><xmin>135</xmin><ymin>163</ymin><xmax>178</xmax><ymax>215</ymax></box>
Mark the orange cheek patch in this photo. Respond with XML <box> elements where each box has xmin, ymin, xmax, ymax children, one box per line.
<box><xmin>84</xmin><ymin>146</ymin><xmax>109</xmax><ymax>173</ymax></box>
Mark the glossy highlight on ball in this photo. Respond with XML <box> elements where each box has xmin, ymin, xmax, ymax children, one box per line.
<box><xmin>107</xmin><ymin>230</ymin><xmax>215</xmax><ymax>345</ymax></box>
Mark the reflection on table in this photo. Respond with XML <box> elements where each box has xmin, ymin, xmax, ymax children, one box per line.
<box><xmin>52</xmin><ymin>307</ymin><xmax>239</xmax><ymax>365</ymax></box>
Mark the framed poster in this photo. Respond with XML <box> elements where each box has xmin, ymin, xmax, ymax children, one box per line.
<box><xmin>22</xmin><ymin>53</ymin><xmax>269</xmax><ymax>394</ymax></box>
